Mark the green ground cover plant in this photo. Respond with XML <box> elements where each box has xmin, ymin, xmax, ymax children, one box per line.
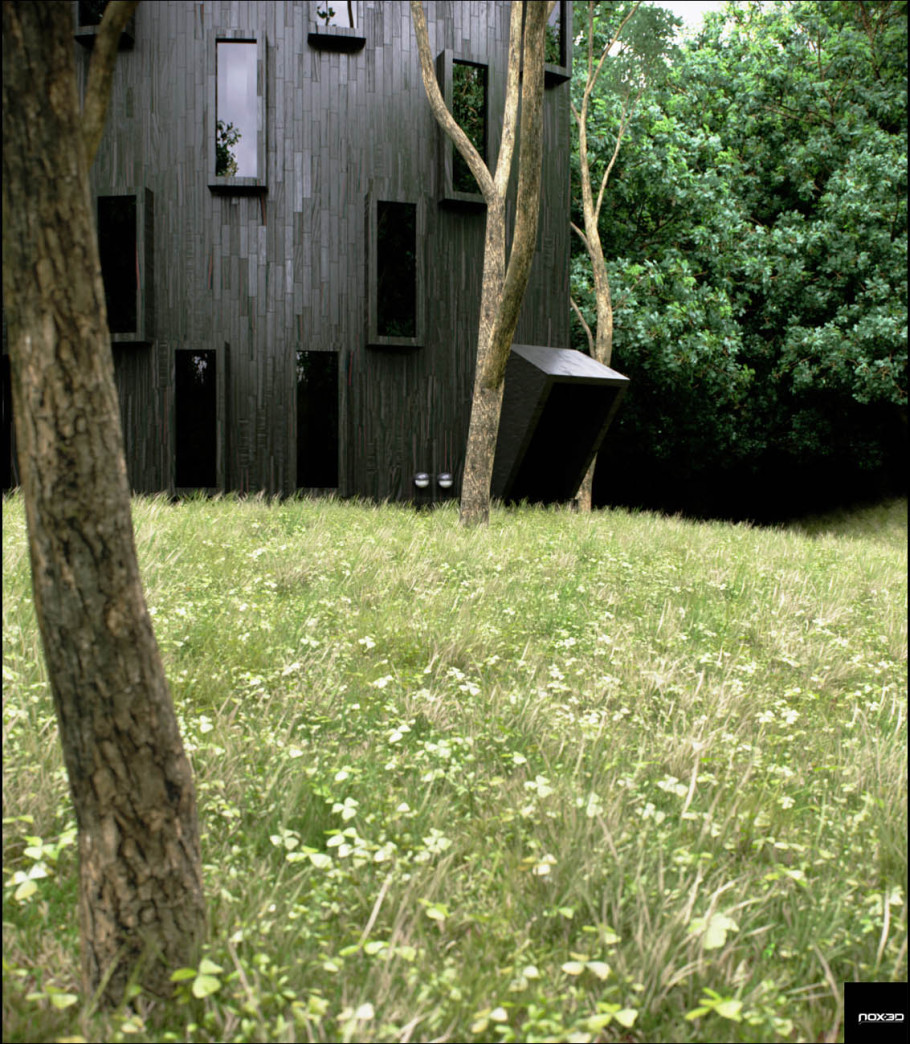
<box><xmin>2</xmin><ymin>494</ymin><xmax>906</xmax><ymax>1043</ymax></box>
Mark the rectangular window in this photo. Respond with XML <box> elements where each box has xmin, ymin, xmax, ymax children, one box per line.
<box><xmin>75</xmin><ymin>0</ymin><xmax>135</xmax><ymax>48</ymax></box>
<box><xmin>377</xmin><ymin>202</ymin><xmax>417</xmax><ymax>339</ymax></box>
<box><xmin>78</xmin><ymin>0</ymin><xmax>108</xmax><ymax>25</ymax></box>
<box><xmin>367</xmin><ymin>193</ymin><xmax>423</xmax><ymax>348</ymax></box>
<box><xmin>175</xmin><ymin>351</ymin><xmax>217</xmax><ymax>488</ymax></box>
<box><xmin>544</xmin><ymin>1</ymin><xmax>571</xmax><ymax>85</ymax></box>
<box><xmin>209</xmin><ymin>35</ymin><xmax>266</xmax><ymax>193</ymax></box>
<box><xmin>452</xmin><ymin>61</ymin><xmax>488</xmax><ymax>195</ymax></box>
<box><xmin>296</xmin><ymin>351</ymin><xmax>339</xmax><ymax>488</ymax></box>
<box><xmin>217</xmin><ymin>41</ymin><xmax>257</xmax><ymax>178</ymax></box>
<box><xmin>436</xmin><ymin>50</ymin><xmax>488</xmax><ymax>205</ymax></box>
<box><xmin>315</xmin><ymin>1</ymin><xmax>356</xmax><ymax>28</ymax></box>
<box><xmin>96</xmin><ymin>189</ymin><xmax>153</xmax><ymax>342</ymax></box>
<box><xmin>98</xmin><ymin>195</ymin><xmax>137</xmax><ymax>334</ymax></box>
<box><xmin>309</xmin><ymin>1</ymin><xmax>365</xmax><ymax>51</ymax></box>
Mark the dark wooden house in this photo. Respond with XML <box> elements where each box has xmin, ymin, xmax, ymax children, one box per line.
<box><xmin>4</xmin><ymin>0</ymin><xmax>580</xmax><ymax>502</ymax></box>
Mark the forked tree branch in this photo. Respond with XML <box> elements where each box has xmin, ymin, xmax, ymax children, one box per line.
<box><xmin>570</xmin><ymin>219</ymin><xmax>590</xmax><ymax>252</ymax></box>
<box><xmin>409</xmin><ymin>0</ymin><xmax>495</xmax><ymax>200</ymax></box>
<box><xmin>570</xmin><ymin>295</ymin><xmax>595</xmax><ymax>355</ymax></box>
<box><xmin>482</xmin><ymin>0</ymin><xmax>553</xmax><ymax>389</ymax></box>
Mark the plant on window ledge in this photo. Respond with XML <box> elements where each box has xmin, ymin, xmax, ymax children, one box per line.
<box><xmin>215</xmin><ymin>119</ymin><xmax>241</xmax><ymax>177</ymax></box>
<box><xmin>316</xmin><ymin>1</ymin><xmax>355</xmax><ymax>28</ymax></box>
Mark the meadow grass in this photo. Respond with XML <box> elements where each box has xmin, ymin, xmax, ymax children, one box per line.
<box><xmin>2</xmin><ymin>492</ymin><xmax>906</xmax><ymax>1044</ymax></box>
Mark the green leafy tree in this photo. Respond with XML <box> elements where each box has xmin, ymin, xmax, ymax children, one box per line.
<box><xmin>576</xmin><ymin>0</ymin><xmax>907</xmax><ymax>514</ymax></box>
<box><xmin>569</xmin><ymin>0</ymin><xmax>678</xmax><ymax>509</ymax></box>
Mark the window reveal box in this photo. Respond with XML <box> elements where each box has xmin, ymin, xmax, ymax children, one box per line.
<box><xmin>491</xmin><ymin>345</ymin><xmax>630</xmax><ymax>504</ymax></box>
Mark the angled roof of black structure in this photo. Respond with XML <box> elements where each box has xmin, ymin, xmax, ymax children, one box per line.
<box><xmin>492</xmin><ymin>344</ymin><xmax>630</xmax><ymax>505</ymax></box>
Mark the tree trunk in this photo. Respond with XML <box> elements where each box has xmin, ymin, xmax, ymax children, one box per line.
<box><xmin>460</xmin><ymin>201</ymin><xmax>507</xmax><ymax>526</ymax></box>
<box><xmin>574</xmin><ymin>261</ymin><xmax>614</xmax><ymax>511</ymax></box>
<box><xmin>571</xmin><ymin>2</ymin><xmax>641</xmax><ymax>512</ymax></box>
<box><xmin>2</xmin><ymin>0</ymin><xmax>205</xmax><ymax>1006</ymax></box>
<box><xmin>411</xmin><ymin>0</ymin><xmax>551</xmax><ymax>525</ymax></box>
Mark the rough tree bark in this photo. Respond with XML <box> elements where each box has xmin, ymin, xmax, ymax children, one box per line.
<box><xmin>411</xmin><ymin>0</ymin><xmax>552</xmax><ymax>526</ymax></box>
<box><xmin>571</xmin><ymin>0</ymin><xmax>642</xmax><ymax>511</ymax></box>
<box><xmin>2</xmin><ymin>0</ymin><xmax>206</xmax><ymax>1006</ymax></box>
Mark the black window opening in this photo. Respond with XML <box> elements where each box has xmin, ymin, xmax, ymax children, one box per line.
<box><xmin>78</xmin><ymin>0</ymin><xmax>109</xmax><ymax>25</ymax></box>
<box><xmin>216</xmin><ymin>41</ymin><xmax>258</xmax><ymax>178</ymax></box>
<box><xmin>75</xmin><ymin>0</ymin><xmax>135</xmax><ymax>48</ymax></box>
<box><xmin>545</xmin><ymin>2</ymin><xmax>563</xmax><ymax>66</ymax></box>
<box><xmin>452</xmin><ymin>61</ymin><xmax>488</xmax><ymax>194</ymax></box>
<box><xmin>315</xmin><ymin>1</ymin><xmax>356</xmax><ymax>28</ymax></box>
<box><xmin>296</xmin><ymin>351</ymin><xmax>339</xmax><ymax>488</ymax></box>
<box><xmin>97</xmin><ymin>195</ymin><xmax>137</xmax><ymax>335</ymax></box>
<box><xmin>543</xmin><ymin>1</ymin><xmax>571</xmax><ymax>84</ymax></box>
<box><xmin>175</xmin><ymin>351</ymin><xmax>217</xmax><ymax>488</ymax></box>
<box><xmin>376</xmin><ymin>202</ymin><xmax>417</xmax><ymax>340</ymax></box>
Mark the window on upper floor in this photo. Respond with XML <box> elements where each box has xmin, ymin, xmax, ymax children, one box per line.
<box><xmin>367</xmin><ymin>196</ymin><xmax>424</xmax><ymax>349</ymax></box>
<box><xmin>377</xmin><ymin>202</ymin><xmax>417</xmax><ymax>339</ymax></box>
<box><xmin>217</xmin><ymin>41</ymin><xmax>257</xmax><ymax>178</ymax></box>
<box><xmin>75</xmin><ymin>0</ymin><xmax>135</xmax><ymax>49</ymax></box>
<box><xmin>309</xmin><ymin>1</ymin><xmax>366</xmax><ymax>52</ymax></box>
<box><xmin>316</xmin><ymin>1</ymin><xmax>355</xmax><ymax>28</ymax></box>
<box><xmin>98</xmin><ymin>195</ymin><xmax>136</xmax><ymax>333</ymax></box>
<box><xmin>97</xmin><ymin>189</ymin><xmax>154</xmax><ymax>342</ymax></box>
<box><xmin>209</xmin><ymin>35</ymin><xmax>267</xmax><ymax>193</ymax></box>
<box><xmin>545</xmin><ymin>1</ymin><xmax>572</xmax><ymax>85</ymax></box>
<box><xmin>436</xmin><ymin>50</ymin><xmax>489</xmax><ymax>207</ymax></box>
<box><xmin>452</xmin><ymin>60</ymin><xmax>488</xmax><ymax>194</ymax></box>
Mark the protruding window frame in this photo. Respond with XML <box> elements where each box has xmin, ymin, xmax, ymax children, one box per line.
<box><xmin>308</xmin><ymin>1</ymin><xmax>366</xmax><ymax>52</ymax></box>
<box><xmin>544</xmin><ymin>0</ymin><xmax>572</xmax><ymax>86</ymax></box>
<box><xmin>436</xmin><ymin>49</ymin><xmax>490</xmax><ymax>208</ymax></box>
<box><xmin>95</xmin><ymin>187</ymin><xmax>154</xmax><ymax>344</ymax></box>
<box><xmin>73</xmin><ymin>0</ymin><xmax>135</xmax><ymax>50</ymax></box>
<box><xmin>208</xmin><ymin>32</ymin><xmax>268</xmax><ymax>195</ymax></box>
<box><xmin>366</xmin><ymin>190</ymin><xmax>425</xmax><ymax>350</ymax></box>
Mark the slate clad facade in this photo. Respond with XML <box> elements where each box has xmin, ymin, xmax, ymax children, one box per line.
<box><xmin>4</xmin><ymin>1</ymin><xmax>573</xmax><ymax>500</ymax></box>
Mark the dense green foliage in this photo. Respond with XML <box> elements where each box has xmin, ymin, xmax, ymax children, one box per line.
<box><xmin>3</xmin><ymin>494</ymin><xmax>906</xmax><ymax>1042</ymax></box>
<box><xmin>572</xmin><ymin>1</ymin><xmax>907</xmax><ymax>517</ymax></box>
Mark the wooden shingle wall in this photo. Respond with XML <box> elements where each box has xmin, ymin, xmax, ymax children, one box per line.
<box><xmin>80</xmin><ymin>0</ymin><xmax>571</xmax><ymax>500</ymax></box>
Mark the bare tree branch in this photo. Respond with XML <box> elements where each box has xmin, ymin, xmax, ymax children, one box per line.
<box><xmin>570</xmin><ymin>219</ymin><xmax>590</xmax><ymax>252</ymax></box>
<box><xmin>571</xmin><ymin>295</ymin><xmax>595</xmax><ymax>356</ymax></box>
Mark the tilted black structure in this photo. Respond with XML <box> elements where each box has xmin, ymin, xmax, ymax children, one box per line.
<box><xmin>2</xmin><ymin>2</ymin><xmax>630</xmax><ymax>504</ymax></box>
<box><xmin>492</xmin><ymin>345</ymin><xmax>630</xmax><ymax>504</ymax></box>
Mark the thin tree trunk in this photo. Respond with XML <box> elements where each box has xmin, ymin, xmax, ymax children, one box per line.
<box><xmin>2</xmin><ymin>0</ymin><xmax>205</xmax><ymax>1006</ymax></box>
<box><xmin>572</xmin><ymin>1</ymin><xmax>640</xmax><ymax>512</ymax></box>
<box><xmin>460</xmin><ymin>201</ymin><xmax>507</xmax><ymax>526</ymax></box>
<box><xmin>411</xmin><ymin>0</ymin><xmax>552</xmax><ymax>526</ymax></box>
